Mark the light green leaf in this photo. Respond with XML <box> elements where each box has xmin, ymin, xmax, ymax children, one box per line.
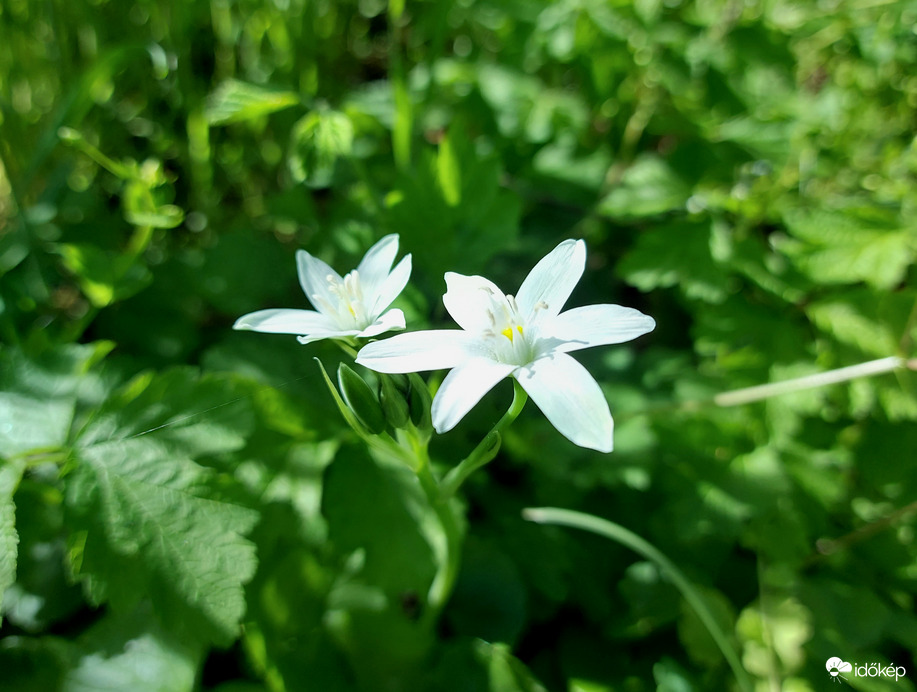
<box><xmin>777</xmin><ymin>207</ymin><xmax>915</xmax><ymax>290</ymax></box>
<box><xmin>62</xmin><ymin>607</ymin><xmax>202</xmax><ymax>692</ymax></box>
<box><xmin>0</xmin><ymin>459</ymin><xmax>25</xmax><ymax>626</ymax></box>
<box><xmin>204</xmin><ymin>79</ymin><xmax>300</xmax><ymax>125</ymax></box>
<box><xmin>66</xmin><ymin>439</ymin><xmax>259</xmax><ymax>645</ymax></box>
<box><xmin>598</xmin><ymin>156</ymin><xmax>691</xmax><ymax>219</ymax></box>
<box><xmin>429</xmin><ymin>639</ymin><xmax>548</xmax><ymax>692</ymax></box>
<box><xmin>0</xmin><ymin>395</ymin><xmax>74</xmax><ymax>457</ymax></box>
<box><xmin>436</xmin><ymin>131</ymin><xmax>461</xmax><ymax>207</ymax></box>
<box><xmin>76</xmin><ymin>368</ymin><xmax>255</xmax><ymax>456</ymax></box>
<box><xmin>58</xmin><ymin>243</ymin><xmax>152</xmax><ymax>308</ymax></box>
<box><xmin>288</xmin><ymin>110</ymin><xmax>354</xmax><ymax>187</ymax></box>
<box><xmin>67</xmin><ymin>369</ymin><xmax>260</xmax><ymax>645</ymax></box>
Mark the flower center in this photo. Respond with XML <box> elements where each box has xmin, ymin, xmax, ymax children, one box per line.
<box><xmin>481</xmin><ymin>291</ymin><xmax>536</xmax><ymax>365</ymax></box>
<box><xmin>314</xmin><ymin>270</ymin><xmax>370</xmax><ymax>328</ymax></box>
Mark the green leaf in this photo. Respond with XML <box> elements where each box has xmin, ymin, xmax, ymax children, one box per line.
<box><xmin>66</xmin><ymin>439</ymin><xmax>259</xmax><ymax>645</ymax></box>
<box><xmin>598</xmin><ymin>156</ymin><xmax>691</xmax><ymax>219</ymax></box>
<box><xmin>322</xmin><ymin>449</ymin><xmax>450</xmax><ymax>687</ymax></box>
<box><xmin>446</xmin><ymin>538</ymin><xmax>527</xmax><ymax>646</ymax></box>
<box><xmin>76</xmin><ymin>368</ymin><xmax>255</xmax><ymax>456</ymax></box>
<box><xmin>58</xmin><ymin>243</ymin><xmax>152</xmax><ymax>307</ymax></box>
<box><xmin>62</xmin><ymin>606</ymin><xmax>202</xmax><ymax>692</ymax></box>
<box><xmin>777</xmin><ymin>207</ymin><xmax>916</xmax><ymax>290</ymax></box>
<box><xmin>204</xmin><ymin>79</ymin><xmax>300</xmax><ymax>126</ymax></box>
<box><xmin>67</xmin><ymin>369</ymin><xmax>260</xmax><ymax>645</ymax></box>
<box><xmin>806</xmin><ymin>288</ymin><xmax>914</xmax><ymax>358</ymax></box>
<box><xmin>429</xmin><ymin>639</ymin><xmax>548</xmax><ymax>692</ymax></box>
<box><xmin>437</xmin><ymin>131</ymin><xmax>462</xmax><ymax>207</ymax></box>
<box><xmin>0</xmin><ymin>343</ymin><xmax>114</xmax><ymax>457</ymax></box>
<box><xmin>385</xmin><ymin>129</ymin><xmax>520</xmax><ymax>281</ymax></box>
<box><xmin>618</xmin><ymin>219</ymin><xmax>730</xmax><ymax>303</ymax></box>
<box><xmin>288</xmin><ymin>110</ymin><xmax>354</xmax><ymax>187</ymax></box>
<box><xmin>0</xmin><ymin>459</ymin><xmax>24</xmax><ymax>626</ymax></box>
<box><xmin>0</xmin><ymin>394</ymin><xmax>74</xmax><ymax>457</ymax></box>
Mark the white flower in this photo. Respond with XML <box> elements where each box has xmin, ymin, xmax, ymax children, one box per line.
<box><xmin>234</xmin><ymin>234</ymin><xmax>412</xmax><ymax>345</ymax></box>
<box><xmin>356</xmin><ymin>239</ymin><xmax>655</xmax><ymax>452</ymax></box>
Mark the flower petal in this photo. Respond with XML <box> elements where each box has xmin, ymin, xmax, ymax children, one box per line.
<box><xmin>297</xmin><ymin>330</ymin><xmax>359</xmax><ymax>345</ymax></box>
<box><xmin>432</xmin><ymin>358</ymin><xmax>516</xmax><ymax>433</ymax></box>
<box><xmin>543</xmin><ymin>304</ymin><xmax>656</xmax><ymax>353</ymax></box>
<box><xmin>371</xmin><ymin>254</ymin><xmax>412</xmax><ymax>315</ymax></box>
<box><xmin>443</xmin><ymin>272</ymin><xmax>506</xmax><ymax>333</ymax></box>
<box><xmin>297</xmin><ymin>249</ymin><xmax>342</xmax><ymax>315</ymax></box>
<box><xmin>356</xmin><ymin>234</ymin><xmax>399</xmax><ymax>297</ymax></box>
<box><xmin>356</xmin><ymin>330</ymin><xmax>486</xmax><ymax>373</ymax></box>
<box><xmin>515</xmin><ymin>352</ymin><xmax>614</xmax><ymax>452</ymax></box>
<box><xmin>515</xmin><ymin>239</ymin><xmax>586</xmax><ymax>321</ymax></box>
<box><xmin>234</xmin><ymin>308</ymin><xmax>336</xmax><ymax>335</ymax></box>
<box><xmin>358</xmin><ymin>308</ymin><xmax>406</xmax><ymax>338</ymax></box>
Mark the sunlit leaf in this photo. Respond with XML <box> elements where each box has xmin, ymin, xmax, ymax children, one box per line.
<box><xmin>205</xmin><ymin>80</ymin><xmax>300</xmax><ymax>126</ymax></box>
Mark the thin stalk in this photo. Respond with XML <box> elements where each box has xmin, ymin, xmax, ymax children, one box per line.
<box><xmin>714</xmin><ymin>356</ymin><xmax>914</xmax><ymax>407</ymax></box>
<box><xmin>414</xmin><ymin>449</ymin><xmax>463</xmax><ymax>628</ymax></box>
<box><xmin>440</xmin><ymin>379</ymin><xmax>527</xmax><ymax>498</ymax></box>
<box><xmin>523</xmin><ymin>507</ymin><xmax>754</xmax><ymax>692</ymax></box>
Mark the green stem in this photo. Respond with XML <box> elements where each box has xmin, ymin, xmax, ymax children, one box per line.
<box><xmin>414</xmin><ymin>449</ymin><xmax>463</xmax><ymax>627</ymax></box>
<box><xmin>440</xmin><ymin>379</ymin><xmax>527</xmax><ymax>498</ymax></box>
<box><xmin>523</xmin><ymin>507</ymin><xmax>754</xmax><ymax>692</ymax></box>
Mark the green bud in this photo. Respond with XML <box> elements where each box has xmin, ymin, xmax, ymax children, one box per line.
<box><xmin>407</xmin><ymin>373</ymin><xmax>433</xmax><ymax>432</ymax></box>
<box><xmin>338</xmin><ymin>363</ymin><xmax>387</xmax><ymax>435</ymax></box>
<box><xmin>387</xmin><ymin>372</ymin><xmax>410</xmax><ymax>394</ymax></box>
<box><xmin>379</xmin><ymin>374</ymin><xmax>410</xmax><ymax>429</ymax></box>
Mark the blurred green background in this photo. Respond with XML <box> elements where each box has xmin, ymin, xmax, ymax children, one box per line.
<box><xmin>2</xmin><ymin>0</ymin><xmax>917</xmax><ymax>690</ymax></box>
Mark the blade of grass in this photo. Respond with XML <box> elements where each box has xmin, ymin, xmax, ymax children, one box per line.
<box><xmin>523</xmin><ymin>507</ymin><xmax>753</xmax><ymax>692</ymax></box>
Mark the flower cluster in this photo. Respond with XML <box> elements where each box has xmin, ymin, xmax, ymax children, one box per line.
<box><xmin>236</xmin><ymin>236</ymin><xmax>655</xmax><ymax>452</ymax></box>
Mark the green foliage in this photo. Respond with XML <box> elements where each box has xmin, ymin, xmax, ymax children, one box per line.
<box><xmin>205</xmin><ymin>80</ymin><xmax>301</xmax><ymax>126</ymax></box>
<box><xmin>3</xmin><ymin>0</ymin><xmax>917</xmax><ymax>689</ymax></box>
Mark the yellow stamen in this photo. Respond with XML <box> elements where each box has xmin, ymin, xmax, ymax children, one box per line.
<box><xmin>501</xmin><ymin>325</ymin><xmax>524</xmax><ymax>342</ymax></box>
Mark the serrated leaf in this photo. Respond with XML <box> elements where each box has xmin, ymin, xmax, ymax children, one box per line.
<box><xmin>66</xmin><ymin>438</ymin><xmax>259</xmax><ymax>645</ymax></box>
<box><xmin>76</xmin><ymin>368</ymin><xmax>255</xmax><ymax>456</ymax></box>
<box><xmin>0</xmin><ymin>459</ymin><xmax>25</xmax><ymax>626</ymax></box>
<box><xmin>288</xmin><ymin>110</ymin><xmax>354</xmax><ymax>187</ymax></box>
<box><xmin>205</xmin><ymin>79</ymin><xmax>300</xmax><ymax>125</ymax></box>
<box><xmin>806</xmin><ymin>288</ymin><xmax>914</xmax><ymax>358</ymax></box>
<box><xmin>66</xmin><ymin>369</ymin><xmax>260</xmax><ymax>645</ymax></box>
<box><xmin>618</xmin><ymin>219</ymin><xmax>730</xmax><ymax>303</ymax></box>
<box><xmin>777</xmin><ymin>207</ymin><xmax>916</xmax><ymax>290</ymax></box>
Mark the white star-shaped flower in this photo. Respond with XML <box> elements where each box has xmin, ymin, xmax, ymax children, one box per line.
<box><xmin>356</xmin><ymin>239</ymin><xmax>655</xmax><ymax>452</ymax></box>
<box><xmin>234</xmin><ymin>234</ymin><xmax>411</xmax><ymax>345</ymax></box>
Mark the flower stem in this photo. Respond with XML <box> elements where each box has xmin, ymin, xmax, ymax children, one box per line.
<box><xmin>523</xmin><ymin>507</ymin><xmax>754</xmax><ymax>692</ymax></box>
<box><xmin>440</xmin><ymin>379</ymin><xmax>527</xmax><ymax>498</ymax></box>
<box><xmin>414</xmin><ymin>450</ymin><xmax>463</xmax><ymax>627</ymax></box>
<box><xmin>713</xmin><ymin>356</ymin><xmax>913</xmax><ymax>407</ymax></box>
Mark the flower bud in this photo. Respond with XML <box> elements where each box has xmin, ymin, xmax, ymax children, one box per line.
<box><xmin>338</xmin><ymin>363</ymin><xmax>387</xmax><ymax>435</ymax></box>
<box><xmin>407</xmin><ymin>373</ymin><xmax>433</xmax><ymax>432</ymax></box>
<box><xmin>379</xmin><ymin>374</ymin><xmax>410</xmax><ymax>429</ymax></box>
